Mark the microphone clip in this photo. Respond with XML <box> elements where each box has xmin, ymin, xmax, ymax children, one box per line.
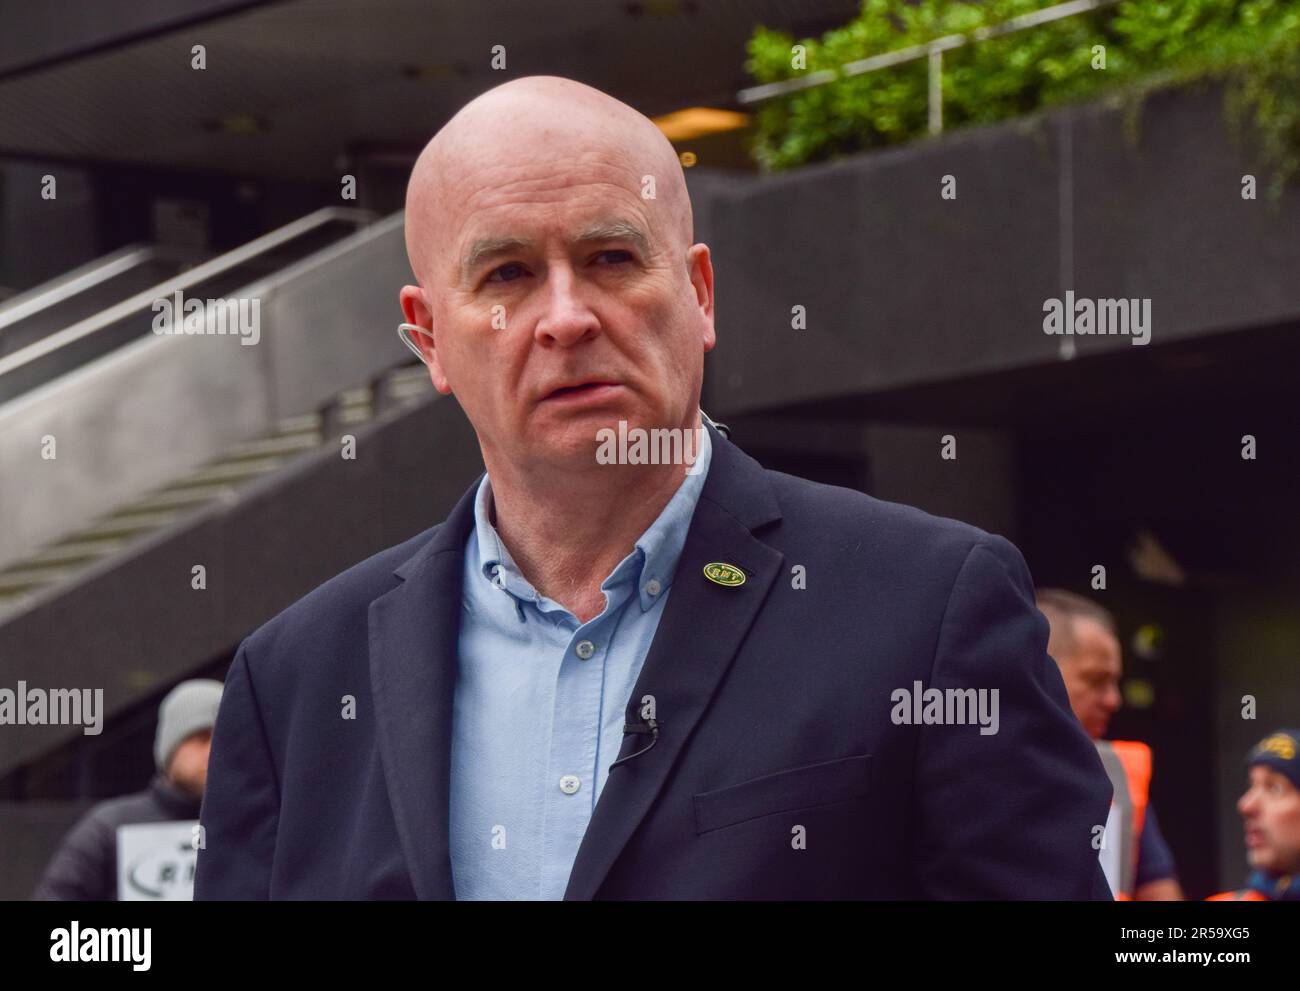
<box><xmin>609</xmin><ymin>716</ymin><xmax>660</xmax><ymax>769</ymax></box>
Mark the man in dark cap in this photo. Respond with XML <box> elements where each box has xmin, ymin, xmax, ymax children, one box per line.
<box><xmin>1209</xmin><ymin>729</ymin><xmax>1300</xmax><ymax>901</ymax></box>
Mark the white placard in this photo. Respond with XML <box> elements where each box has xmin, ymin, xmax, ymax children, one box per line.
<box><xmin>1098</xmin><ymin>801</ymin><xmax>1121</xmax><ymax>898</ymax></box>
<box><xmin>116</xmin><ymin>820</ymin><xmax>199</xmax><ymax>901</ymax></box>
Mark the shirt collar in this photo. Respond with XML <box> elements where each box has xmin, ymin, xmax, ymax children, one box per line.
<box><xmin>472</xmin><ymin>423</ymin><xmax>712</xmax><ymax>616</ymax></box>
<box><xmin>1246</xmin><ymin>869</ymin><xmax>1300</xmax><ymax>900</ymax></box>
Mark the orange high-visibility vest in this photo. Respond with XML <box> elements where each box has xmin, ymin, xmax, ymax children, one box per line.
<box><xmin>1207</xmin><ymin>889</ymin><xmax>1267</xmax><ymax>901</ymax></box>
<box><xmin>1096</xmin><ymin>740</ymin><xmax>1152</xmax><ymax>900</ymax></box>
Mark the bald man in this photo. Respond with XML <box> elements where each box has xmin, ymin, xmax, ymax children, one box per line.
<box><xmin>1035</xmin><ymin>589</ymin><xmax>1184</xmax><ymax>901</ymax></box>
<box><xmin>195</xmin><ymin>76</ymin><xmax>1114</xmax><ymax>900</ymax></box>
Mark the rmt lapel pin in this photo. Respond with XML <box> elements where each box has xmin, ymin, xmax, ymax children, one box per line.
<box><xmin>703</xmin><ymin>562</ymin><xmax>746</xmax><ymax>587</ymax></box>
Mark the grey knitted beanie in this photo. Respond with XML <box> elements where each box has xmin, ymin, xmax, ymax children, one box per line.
<box><xmin>154</xmin><ymin>679</ymin><xmax>224</xmax><ymax>772</ymax></box>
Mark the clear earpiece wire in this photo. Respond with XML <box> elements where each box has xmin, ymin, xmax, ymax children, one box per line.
<box><xmin>397</xmin><ymin>322</ymin><xmax>434</xmax><ymax>365</ymax></box>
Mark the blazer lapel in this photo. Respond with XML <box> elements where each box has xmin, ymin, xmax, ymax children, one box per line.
<box><xmin>563</xmin><ymin>424</ymin><xmax>785</xmax><ymax>899</ymax></box>
<box><xmin>368</xmin><ymin>476</ymin><xmax>481</xmax><ymax>900</ymax></box>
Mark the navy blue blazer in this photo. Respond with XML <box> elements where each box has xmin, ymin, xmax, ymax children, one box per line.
<box><xmin>195</xmin><ymin>422</ymin><xmax>1115</xmax><ymax>899</ymax></box>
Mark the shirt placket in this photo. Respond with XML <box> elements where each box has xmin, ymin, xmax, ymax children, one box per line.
<box><xmin>539</xmin><ymin>583</ymin><xmax>631</xmax><ymax>900</ymax></box>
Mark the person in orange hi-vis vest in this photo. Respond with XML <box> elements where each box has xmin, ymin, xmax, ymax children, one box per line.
<box><xmin>1208</xmin><ymin>729</ymin><xmax>1300</xmax><ymax>901</ymax></box>
<box><xmin>1035</xmin><ymin>589</ymin><xmax>1184</xmax><ymax>901</ymax></box>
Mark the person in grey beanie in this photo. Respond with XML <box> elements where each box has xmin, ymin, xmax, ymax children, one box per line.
<box><xmin>32</xmin><ymin>678</ymin><xmax>223</xmax><ymax>901</ymax></box>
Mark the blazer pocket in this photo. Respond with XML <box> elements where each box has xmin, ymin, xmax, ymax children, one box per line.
<box><xmin>693</xmin><ymin>752</ymin><xmax>873</xmax><ymax>835</ymax></box>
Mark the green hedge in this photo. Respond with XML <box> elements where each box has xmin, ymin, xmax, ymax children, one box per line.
<box><xmin>746</xmin><ymin>0</ymin><xmax>1300</xmax><ymax>191</ymax></box>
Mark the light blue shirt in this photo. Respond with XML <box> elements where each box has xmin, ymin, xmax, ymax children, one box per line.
<box><xmin>448</xmin><ymin>426</ymin><xmax>712</xmax><ymax>900</ymax></box>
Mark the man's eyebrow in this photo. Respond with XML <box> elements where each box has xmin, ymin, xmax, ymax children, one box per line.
<box><xmin>573</xmin><ymin>220</ymin><xmax>650</xmax><ymax>252</ymax></box>
<box><xmin>461</xmin><ymin>236</ymin><xmax>536</xmax><ymax>282</ymax></box>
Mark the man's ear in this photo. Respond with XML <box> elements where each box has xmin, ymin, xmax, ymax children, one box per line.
<box><xmin>398</xmin><ymin>284</ymin><xmax>453</xmax><ymax>395</ymax></box>
<box><xmin>687</xmin><ymin>243</ymin><xmax>716</xmax><ymax>353</ymax></box>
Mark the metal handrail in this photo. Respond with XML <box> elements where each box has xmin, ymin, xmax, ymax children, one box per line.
<box><xmin>738</xmin><ymin>0</ymin><xmax>1121</xmax><ymax>134</ymax></box>
<box><xmin>0</xmin><ymin>206</ymin><xmax>372</xmax><ymax>396</ymax></box>
<box><xmin>0</xmin><ymin>245</ymin><xmax>163</xmax><ymax>330</ymax></box>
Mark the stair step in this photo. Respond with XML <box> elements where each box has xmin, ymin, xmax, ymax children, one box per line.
<box><xmin>275</xmin><ymin>412</ymin><xmax>321</xmax><ymax>435</ymax></box>
<box><xmin>0</xmin><ymin>589</ymin><xmax>35</xmax><ymax>609</ymax></box>
<box><xmin>25</xmin><ymin>538</ymin><xmax>125</xmax><ymax>568</ymax></box>
<box><xmin>386</xmin><ymin>377</ymin><xmax>431</xmax><ymax>399</ymax></box>
<box><xmin>337</xmin><ymin>404</ymin><xmax>373</xmax><ymax>425</ymax></box>
<box><xmin>168</xmin><ymin>457</ymin><xmax>284</xmax><ymax>488</ymax></box>
<box><xmin>79</xmin><ymin>510</ymin><xmax>178</xmax><ymax>541</ymax></box>
<box><xmin>387</xmin><ymin>365</ymin><xmax>431</xmax><ymax>388</ymax></box>
<box><xmin>125</xmin><ymin>484</ymin><xmax>235</xmax><ymax>513</ymax></box>
<box><xmin>216</xmin><ymin>432</ymin><xmax>321</xmax><ymax>461</ymax></box>
<box><xmin>0</xmin><ymin>565</ymin><xmax>75</xmax><ymax>595</ymax></box>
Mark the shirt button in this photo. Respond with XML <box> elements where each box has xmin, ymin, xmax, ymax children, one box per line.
<box><xmin>645</xmin><ymin>578</ymin><xmax>662</xmax><ymax>597</ymax></box>
<box><xmin>559</xmin><ymin>775</ymin><xmax>581</xmax><ymax>795</ymax></box>
<box><xmin>575</xmin><ymin>639</ymin><xmax>595</xmax><ymax>660</ymax></box>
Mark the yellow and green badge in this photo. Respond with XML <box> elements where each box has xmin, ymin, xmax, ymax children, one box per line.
<box><xmin>703</xmin><ymin>562</ymin><xmax>746</xmax><ymax>587</ymax></box>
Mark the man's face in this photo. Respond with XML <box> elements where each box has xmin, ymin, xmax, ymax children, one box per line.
<box><xmin>402</xmin><ymin>152</ymin><xmax>714</xmax><ymax>474</ymax></box>
<box><xmin>1056</xmin><ymin>617</ymin><xmax>1123</xmax><ymax>739</ymax></box>
<box><xmin>1238</xmin><ymin>766</ymin><xmax>1300</xmax><ymax>875</ymax></box>
<box><xmin>166</xmin><ymin>728</ymin><xmax>212</xmax><ymax>798</ymax></box>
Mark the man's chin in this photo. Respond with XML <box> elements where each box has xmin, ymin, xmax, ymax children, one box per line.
<box><xmin>529</xmin><ymin>433</ymin><xmax>618</xmax><ymax>471</ymax></box>
<box><xmin>530</xmin><ymin>413</ymin><xmax>656</xmax><ymax>458</ymax></box>
<box><xmin>1244</xmin><ymin>847</ymin><xmax>1272</xmax><ymax>871</ymax></box>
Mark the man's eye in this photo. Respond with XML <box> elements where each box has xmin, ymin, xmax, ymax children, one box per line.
<box><xmin>486</xmin><ymin>262</ymin><xmax>527</xmax><ymax>283</ymax></box>
<box><xmin>596</xmin><ymin>250</ymin><xmax>633</xmax><ymax>265</ymax></box>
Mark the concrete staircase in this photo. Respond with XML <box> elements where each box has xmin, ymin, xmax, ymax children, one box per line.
<box><xmin>0</xmin><ymin>362</ymin><xmax>433</xmax><ymax>614</ymax></box>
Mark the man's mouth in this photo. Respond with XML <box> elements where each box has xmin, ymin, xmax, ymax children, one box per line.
<box><xmin>543</xmin><ymin>381</ymin><xmax>620</xmax><ymax>401</ymax></box>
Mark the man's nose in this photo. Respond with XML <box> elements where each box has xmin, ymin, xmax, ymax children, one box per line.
<box><xmin>1238</xmin><ymin>789</ymin><xmax>1257</xmax><ymax>817</ymax></box>
<box><xmin>534</xmin><ymin>267</ymin><xmax>599</xmax><ymax>347</ymax></box>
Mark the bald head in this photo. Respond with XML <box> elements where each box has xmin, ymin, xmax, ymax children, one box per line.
<box><xmin>404</xmin><ymin>75</ymin><xmax>692</xmax><ymax>289</ymax></box>
<box><xmin>396</xmin><ymin>75</ymin><xmax>716</xmax><ymax>480</ymax></box>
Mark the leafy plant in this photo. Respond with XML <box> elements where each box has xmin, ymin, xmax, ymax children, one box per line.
<box><xmin>745</xmin><ymin>0</ymin><xmax>1300</xmax><ymax>186</ymax></box>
